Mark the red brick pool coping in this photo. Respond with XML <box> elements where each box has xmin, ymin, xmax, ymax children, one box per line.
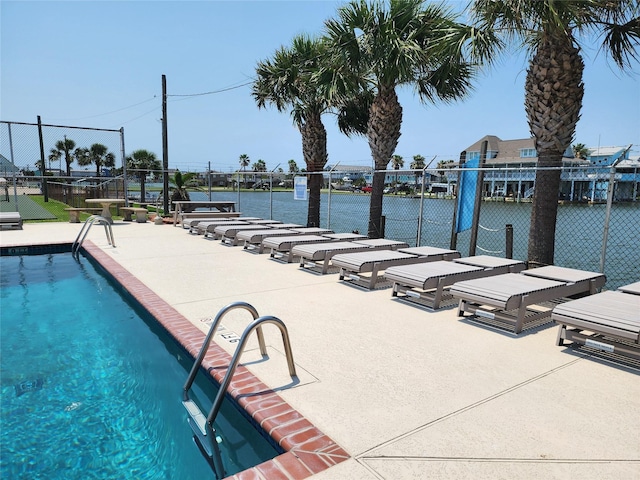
<box><xmin>82</xmin><ymin>241</ymin><xmax>350</xmax><ymax>479</ymax></box>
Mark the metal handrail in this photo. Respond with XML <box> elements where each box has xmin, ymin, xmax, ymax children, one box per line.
<box><xmin>71</xmin><ymin>215</ymin><xmax>115</xmax><ymax>255</ymax></box>
<box><xmin>181</xmin><ymin>303</ymin><xmax>296</xmax><ymax>479</ymax></box>
<box><xmin>206</xmin><ymin>315</ymin><xmax>297</xmax><ymax>426</ymax></box>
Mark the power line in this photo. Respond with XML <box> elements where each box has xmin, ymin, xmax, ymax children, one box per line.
<box><xmin>166</xmin><ymin>81</ymin><xmax>253</xmax><ymax>97</ymax></box>
<box><xmin>50</xmin><ymin>96</ymin><xmax>158</xmax><ymax>121</ymax></box>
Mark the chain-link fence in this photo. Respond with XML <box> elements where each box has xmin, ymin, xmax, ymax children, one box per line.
<box><xmin>198</xmin><ymin>166</ymin><xmax>637</xmax><ymax>290</ymax></box>
<box><xmin>2</xmin><ymin>120</ymin><xmax>638</xmax><ymax>291</ymax></box>
<box><xmin>0</xmin><ymin>120</ymin><xmax>126</xmax><ymax>218</ymax></box>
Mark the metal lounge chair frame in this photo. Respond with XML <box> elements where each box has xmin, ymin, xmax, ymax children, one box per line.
<box><xmin>238</xmin><ymin>228</ymin><xmax>303</xmax><ymax>253</ymax></box>
<box><xmin>213</xmin><ymin>222</ymin><xmax>281</xmax><ymax>245</ymax></box>
<box><xmin>294</xmin><ymin>238</ymin><xmax>409</xmax><ymax>275</ymax></box>
<box><xmin>552</xmin><ymin>282</ymin><xmax>640</xmax><ymax>361</ymax></box>
<box><xmin>192</xmin><ymin>219</ymin><xmax>249</xmax><ymax>235</ymax></box>
<box><xmin>450</xmin><ymin>265</ymin><xmax>606</xmax><ymax>334</ymax></box>
<box><xmin>386</xmin><ymin>255</ymin><xmax>527</xmax><ymax>310</ymax></box>
<box><xmin>332</xmin><ymin>246</ymin><xmax>461</xmax><ymax>290</ymax></box>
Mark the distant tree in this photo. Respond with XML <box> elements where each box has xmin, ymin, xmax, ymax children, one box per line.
<box><xmin>169</xmin><ymin>170</ymin><xmax>199</xmax><ymax>205</ymax></box>
<box><xmin>410</xmin><ymin>154</ymin><xmax>426</xmax><ymax>187</ymax></box>
<box><xmin>572</xmin><ymin>143</ymin><xmax>589</xmax><ymax>160</ymax></box>
<box><xmin>391</xmin><ymin>154</ymin><xmax>404</xmax><ymax>185</ymax></box>
<box><xmin>76</xmin><ymin>143</ymin><xmax>116</xmax><ymax>177</ymax></box>
<box><xmin>126</xmin><ymin>149</ymin><xmax>161</xmax><ymax>204</ymax></box>
<box><xmin>49</xmin><ymin>137</ymin><xmax>76</xmax><ymax>176</ymax></box>
<box><xmin>252</xmin><ymin>159</ymin><xmax>267</xmax><ymax>172</ymax></box>
<box><xmin>288</xmin><ymin>159</ymin><xmax>299</xmax><ymax>174</ymax></box>
<box><xmin>239</xmin><ymin>154</ymin><xmax>250</xmax><ymax>187</ymax></box>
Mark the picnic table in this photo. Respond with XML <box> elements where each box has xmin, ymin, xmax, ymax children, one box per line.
<box><xmin>172</xmin><ymin>201</ymin><xmax>237</xmax><ymax>226</ymax></box>
<box><xmin>85</xmin><ymin>198</ymin><xmax>126</xmax><ymax>224</ymax></box>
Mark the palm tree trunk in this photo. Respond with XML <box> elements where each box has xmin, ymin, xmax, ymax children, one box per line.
<box><xmin>527</xmin><ymin>154</ymin><xmax>562</xmax><ymax>265</ymax></box>
<box><xmin>140</xmin><ymin>176</ymin><xmax>147</xmax><ymax>205</ymax></box>
<box><xmin>300</xmin><ymin>112</ymin><xmax>328</xmax><ymax>227</ymax></box>
<box><xmin>367</xmin><ymin>86</ymin><xmax>402</xmax><ymax>238</ymax></box>
<box><xmin>525</xmin><ymin>36</ymin><xmax>584</xmax><ymax>265</ymax></box>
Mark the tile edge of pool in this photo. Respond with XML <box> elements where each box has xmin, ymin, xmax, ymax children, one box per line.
<box><xmin>81</xmin><ymin>240</ymin><xmax>350</xmax><ymax>480</ymax></box>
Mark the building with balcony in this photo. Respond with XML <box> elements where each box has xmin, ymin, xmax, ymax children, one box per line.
<box><xmin>457</xmin><ymin>136</ymin><xmax>638</xmax><ymax>202</ymax></box>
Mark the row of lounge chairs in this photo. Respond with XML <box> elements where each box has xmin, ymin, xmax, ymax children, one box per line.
<box><xmin>178</xmin><ymin>215</ymin><xmax>638</xmax><ymax>362</ymax></box>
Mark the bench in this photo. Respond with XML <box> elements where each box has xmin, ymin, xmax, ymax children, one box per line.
<box><xmin>0</xmin><ymin>212</ymin><xmax>23</xmax><ymax>230</ymax></box>
<box><xmin>121</xmin><ymin>207</ymin><xmax>149</xmax><ymax>223</ymax></box>
<box><xmin>64</xmin><ymin>208</ymin><xmax>103</xmax><ymax>223</ymax></box>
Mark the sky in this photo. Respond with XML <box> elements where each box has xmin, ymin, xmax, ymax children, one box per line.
<box><xmin>2</xmin><ymin>0</ymin><xmax>639</xmax><ymax>174</ymax></box>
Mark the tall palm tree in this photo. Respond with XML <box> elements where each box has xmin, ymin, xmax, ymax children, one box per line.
<box><xmin>391</xmin><ymin>154</ymin><xmax>404</xmax><ymax>186</ymax></box>
<box><xmin>50</xmin><ymin>137</ymin><xmax>76</xmax><ymax>176</ymax></box>
<box><xmin>238</xmin><ymin>154</ymin><xmax>250</xmax><ymax>188</ymax></box>
<box><xmin>76</xmin><ymin>143</ymin><xmax>116</xmax><ymax>177</ymax></box>
<box><xmin>470</xmin><ymin>0</ymin><xmax>639</xmax><ymax>265</ymax></box>
<box><xmin>126</xmin><ymin>149</ymin><xmax>161</xmax><ymax>205</ymax></box>
<box><xmin>323</xmin><ymin>0</ymin><xmax>487</xmax><ymax>237</ymax></box>
<box><xmin>253</xmin><ymin>34</ymin><xmax>369</xmax><ymax>227</ymax></box>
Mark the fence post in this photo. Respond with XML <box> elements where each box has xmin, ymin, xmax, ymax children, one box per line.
<box><xmin>505</xmin><ymin>224</ymin><xmax>513</xmax><ymax>259</ymax></box>
<box><xmin>37</xmin><ymin>116</ymin><xmax>48</xmax><ymax>202</ymax></box>
<box><xmin>468</xmin><ymin>141</ymin><xmax>487</xmax><ymax>257</ymax></box>
<box><xmin>599</xmin><ymin>160</ymin><xmax>621</xmax><ymax>274</ymax></box>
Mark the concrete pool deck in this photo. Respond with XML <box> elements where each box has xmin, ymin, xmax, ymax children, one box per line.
<box><xmin>2</xmin><ymin>222</ymin><xmax>639</xmax><ymax>479</ymax></box>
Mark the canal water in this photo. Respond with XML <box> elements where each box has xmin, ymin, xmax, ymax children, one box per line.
<box><xmin>188</xmin><ymin>190</ymin><xmax>639</xmax><ymax>290</ymax></box>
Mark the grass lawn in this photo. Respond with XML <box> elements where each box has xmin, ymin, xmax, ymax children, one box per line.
<box><xmin>27</xmin><ymin>196</ymin><xmax>124</xmax><ymax>223</ymax></box>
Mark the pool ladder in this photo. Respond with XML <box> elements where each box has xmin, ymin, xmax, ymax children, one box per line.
<box><xmin>182</xmin><ymin>302</ymin><xmax>297</xmax><ymax>479</ymax></box>
<box><xmin>71</xmin><ymin>215</ymin><xmax>115</xmax><ymax>256</ymax></box>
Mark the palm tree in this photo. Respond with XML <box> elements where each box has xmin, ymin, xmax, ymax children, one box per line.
<box><xmin>253</xmin><ymin>34</ymin><xmax>369</xmax><ymax>227</ymax></box>
<box><xmin>470</xmin><ymin>0</ymin><xmax>639</xmax><ymax>265</ymax></box>
<box><xmin>50</xmin><ymin>137</ymin><xmax>76</xmax><ymax>176</ymax></box>
<box><xmin>410</xmin><ymin>154</ymin><xmax>426</xmax><ymax>188</ymax></box>
<box><xmin>323</xmin><ymin>0</ymin><xmax>485</xmax><ymax>237</ymax></box>
<box><xmin>76</xmin><ymin>143</ymin><xmax>116</xmax><ymax>177</ymax></box>
<box><xmin>238</xmin><ymin>154</ymin><xmax>250</xmax><ymax>188</ymax></box>
<box><xmin>252</xmin><ymin>159</ymin><xmax>267</xmax><ymax>172</ymax></box>
<box><xmin>572</xmin><ymin>143</ymin><xmax>590</xmax><ymax>160</ymax></box>
<box><xmin>391</xmin><ymin>154</ymin><xmax>404</xmax><ymax>186</ymax></box>
<box><xmin>169</xmin><ymin>170</ymin><xmax>199</xmax><ymax>207</ymax></box>
<box><xmin>288</xmin><ymin>159</ymin><xmax>299</xmax><ymax>174</ymax></box>
<box><xmin>126</xmin><ymin>149</ymin><xmax>161</xmax><ymax>205</ymax></box>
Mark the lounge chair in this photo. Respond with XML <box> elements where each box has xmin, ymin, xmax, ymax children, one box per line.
<box><xmin>450</xmin><ymin>265</ymin><xmax>606</xmax><ymax>334</ymax></box>
<box><xmin>263</xmin><ymin>235</ymin><xmax>337</xmax><ymax>262</ymax></box>
<box><xmin>618</xmin><ymin>281</ymin><xmax>640</xmax><ymax>295</ymax></box>
<box><xmin>294</xmin><ymin>239</ymin><xmax>409</xmax><ymax>275</ymax></box>
<box><xmin>192</xmin><ymin>219</ymin><xmax>250</xmax><ymax>235</ymax></box>
<box><xmin>0</xmin><ymin>212</ymin><xmax>23</xmax><ymax>230</ymax></box>
<box><xmin>214</xmin><ymin>222</ymin><xmax>281</xmax><ymax>245</ymax></box>
<box><xmin>552</xmin><ymin>282</ymin><xmax>640</xmax><ymax>361</ymax></box>
<box><xmin>332</xmin><ymin>246</ymin><xmax>461</xmax><ymax>290</ymax></box>
<box><xmin>182</xmin><ymin>216</ymin><xmax>259</xmax><ymax>230</ymax></box>
<box><xmin>386</xmin><ymin>255</ymin><xmax>527</xmax><ymax>310</ymax></box>
<box><xmin>265</xmin><ymin>232</ymin><xmax>368</xmax><ymax>263</ymax></box>
<box><xmin>238</xmin><ymin>228</ymin><xmax>303</xmax><ymax>252</ymax></box>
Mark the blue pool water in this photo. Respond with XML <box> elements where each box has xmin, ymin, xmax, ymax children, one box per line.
<box><xmin>0</xmin><ymin>252</ymin><xmax>280</xmax><ymax>479</ymax></box>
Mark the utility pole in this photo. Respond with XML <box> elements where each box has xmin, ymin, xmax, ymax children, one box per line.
<box><xmin>162</xmin><ymin>74</ymin><xmax>169</xmax><ymax>214</ymax></box>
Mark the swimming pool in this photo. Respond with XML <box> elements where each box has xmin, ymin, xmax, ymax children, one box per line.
<box><xmin>0</xmin><ymin>251</ymin><xmax>280</xmax><ymax>479</ymax></box>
